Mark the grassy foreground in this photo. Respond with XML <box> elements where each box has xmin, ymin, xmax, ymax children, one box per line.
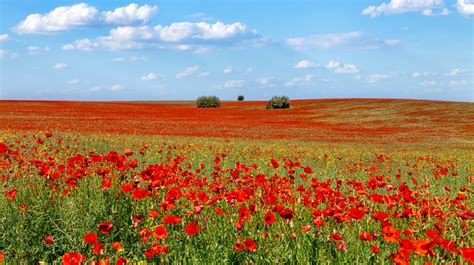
<box><xmin>0</xmin><ymin>131</ymin><xmax>472</xmax><ymax>264</ymax></box>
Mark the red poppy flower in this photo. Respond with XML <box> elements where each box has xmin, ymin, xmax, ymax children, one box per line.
<box><xmin>239</xmin><ymin>207</ymin><xmax>249</xmax><ymax>222</ymax></box>
<box><xmin>162</xmin><ymin>215</ymin><xmax>182</xmax><ymax>225</ymax></box>
<box><xmin>184</xmin><ymin>222</ymin><xmax>200</xmax><ymax>236</ymax></box>
<box><xmin>271</xmin><ymin>158</ymin><xmax>279</xmax><ymax>169</ymax></box>
<box><xmin>124</xmin><ymin>149</ymin><xmax>133</xmax><ymax>156</ymax></box>
<box><xmin>330</xmin><ymin>233</ymin><xmax>342</xmax><ymax>241</ymax></box>
<box><xmin>116</xmin><ymin>257</ymin><xmax>127</xmax><ymax>265</ymax></box>
<box><xmin>279</xmin><ymin>208</ymin><xmax>294</xmax><ymax>221</ymax></box>
<box><xmin>84</xmin><ymin>232</ymin><xmax>98</xmax><ymax>244</ymax></box>
<box><xmin>348</xmin><ymin>208</ymin><xmax>366</xmax><ymax>220</ymax></box>
<box><xmin>413</xmin><ymin>239</ymin><xmax>435</xmax><ymax>256</ymax></box>
<box><xmin>459</xmin><ymin>247</ymin><xmax>474</xmax><ymax>263</ymax></box>
<box><xmin>360</xmin><ymin>232</ymin><xmax>373</xmax><ymax>241</ymax></box>
<box><xmin>43</xmin><ymin>235</ymin><xmax>54</xmax><ymax>245</ymax></box>
<box><xmin>382</xmin><ymin>225</ymin><xmax>400</xmax><ymax>243</ymax></box>
<box><xmin>62</xmin><ymin>252</ymin><xmax>86</xmax><ymax>265</ymax></box>
<box><xmin>98</xmin><ymin>221</ymin><xmax>113</xmax><ymax>234</ymax></box>
<box><xmin>372</xmin><ymin>245</ymin><xmax>379</xmax><ymax>254</ymax></box>
<box><xmin>264</xmin><ymin>211</ymin><xmax>276</xmax><ymax>225</ymax></box>
<box><xmin>5</xmin><ymin>189</ymin><xmax>17</xmax><ymax>201</ymax></box>
<box><xmin>244</xmin><ymin>238</ymin><xmax>257</xmax><ymax>252</ymax></box>
<box><xmin>111</xmin><ymin>242</ymin><xmax>123</xmax><ymax>252</ymax></box>
<box><xmin>153</xmin><ymin>225</ymin><xmax>168</xmax><ymax>239</ymax></box>
<box><xmin>0</xmin><ymin>252</ymin><xmax>3</xmax><ymax>263</ymax></box>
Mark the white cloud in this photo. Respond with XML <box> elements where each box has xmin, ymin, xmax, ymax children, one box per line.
<box><xmin>0</xmin><ymin>34</ymin><xmax>8</xmax><ymax>41</ymax></box>
<box><xmin>367</xmin><ymin>72</ymin><xmax>399</xmax><ymax>83</ymax></box>
<box><xmin>27</xmin><ymin>46</ymin><xmax>50</xmax><ymax>54</ymax></box>
<box><xmin>445</xmin><ymin>68</ymin><xmax>463</xmax><ymax>76</ymax></box>
<box><xmin>285</xmin><ymin>74</ymin><xmax>315</xmax><ymax>87</ymax></box>
<box><xmin>141</xmin><ymin>72</ymin><xmax>157</xmax><ymax>81</ymax></box>
<box><xmin>112</xmin><ymin>56</ymin><xmax>148</xmax><ymax>62</ymax></box>
<box><xmin>0</xmin><ymin>49</ymin><xmax>18</xmax><ymax>59</ymax></box>
<box><xmin>325</xmin><ymin>60</ymin><xmax>341</xmax><ymax>69</ymax></box>
<box><xmin>224</xmin><ymin>80</ymin><xmax>245</xmax><ymax>88</ymax></box>
<box><xmin>62</xmin><ymin>39</ymin><xmax>99</xmax><ymax>51</ymax></box>
<box><xmin>294</xmin><ymin>59</ymin><xmax>319</xmax><ymax>69</ymax></box>
<box><xmin>90</xmin><ymin>84</ymin><xmax>124</xmax><ymax>92</ymax></box>
<box><xmin>54</xmin><ymin>63</ymin><xmax>68</xmax><ymax>70</ymax></box>
<box><xmin>325</xmin><ymin>60</ymin><xmax>359</xmax><ymax>74</ymax></box>
<box><xmin>14</xmin><ymin>3</ymin><xmax>158</xmax><ymax>34</ymax></box>
<box><xmin>63</xmin><ymin>21</ymin><xmax>264</xmax><ymax>51</ymax></box>
<box><xmin>334</xmin><ymin>64</ymin><xmax>359</xmax><ymax>74</ymax></box>
<box><xmin>176</xmin><ymin>65</ymin><xmax>199</xmax><ymax>79</ymax></box>
<box><xmin>224</xmin><ymin>66</ymin><xmax>233</xmax><ymax>74</ymax></box>
<box><xmin>198</xmin><ymin>72</ymin><xmax>210</xmax><ymax>78</ymax></box>
<box><xmin>287</xmin><ymin>32</ymin><xmax>399</xmax><ymax>51</ymax></box>
<box><xmin>412</xmin><ymin>72</ymin><xmax>436</xmax><ymax>78</ymax></box>
<box><xmin>457</xmin><ymin>0</ymin><xmax>474</xmax><ymax>16</ymax></box>
<box><xmin>104</xmin><ymin>3</ymin><xmax>158</xmax><ymax>25</ymax></box>
<box><xmin>362</xmin><ymin>0</ymin><xmax>448</xmax><ymax>17</ymax></box>
<box><xmin>68</xmin><ymin>79</ymin><xmax>80</xmax><ymax>85</ymax></box>
<box><xmin>257</xmin><ymin>77</ymin><xmax>275</xmax><ymax>87</ymax></box>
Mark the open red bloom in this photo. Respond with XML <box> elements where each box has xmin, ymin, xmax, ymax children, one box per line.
<box><xmin>244</xmin><ymin>238</ymin><xmax>257</xmax><ymax>252</ymax></box>
<box><xmin>184</xmin><ymin>222</ymin><xmax>200</xmax><ymax>236</ymax></box>
<box><xmin>413</xmin><ymin>239</ymin><xmax>435</xmax><ymax>257</ymax></box>
<box><xmin>98</xmin><ymin>221</ymin><xmax>113</xmax><ymax>234</ymax></box>
<box><xmin>271</xmin><ymin>158</ymin><xmax>279</xmax><ymax>169</ymax></box>
<box><xmin>5</xmin><ymin>189</ymin><xmax>17</xmax><ymax>201</ymax></box>
<box><xmin>84</xmin><ymin>232</ymin><xmax>98</xmax><ymax>244</ymax></box>
<box><xmin>459</xmin><ymin>247</ymin><xmax>474</xmax><ymax>263</ymax></box>
<box><xmin>111</xmin><ymin>242</ymin><xmax>123</xmax><ymax>252</ymax></box>
<box><xmin>382</xmin><ymin>225</ymin><xmax>400</xmax><ymax>243</ymax></box>
<box><xmin>264</xmin><ymin>211</ymin><xmax>276</xmax><ymax>225</ymax></box>
<box><xmin>162</xmin><ymin>215</ymin><xmax>182</xmax><ymax>225</ymax></box>
<box><xmin>238</xmin><ymin>207</ymin><xmax>249</xmax><ymax>222</ymax></box>
<box><xmin>62</xmin><ymin>252</ymin><xmax>86</xmax><ymax>265</ymax></box>
<box><xmin>152</xmin><ymin>225</ymin><xmax>168</xmax><ymax>239</ymax></box>
<box><xmin>0</xmin><ymin>252</ymin><xmax>3</xmax><ymax>263</ymax></box>
<box><xmin>348</xmin><ymin>208</ymin><xmax>366</xmax><ymax>220</ymax></box>
<box><xmin>279</xmin><ymin>208</ymin><xmax>294</xmax><ymax>221</ymax></box>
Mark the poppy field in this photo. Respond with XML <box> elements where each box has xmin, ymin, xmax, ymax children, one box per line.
<box><xmin>0</xmin><ymin>99</ymin><xmax>473</xmax><ymax>264</ymax></box>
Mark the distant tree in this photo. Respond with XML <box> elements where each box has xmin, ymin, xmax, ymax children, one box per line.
<box><xmin>237</xmin><ymin>95</ymin><xmax>245</xmax><ymax>101</ymax></box>
<box><xmin>196</xmin><ymin>96</ymin><xmax>221</xmax><ymax>108</ymax></box>
<box><xmin>266</xmin><ymin>96</ymin><xmax>290</xmax><ymax>109</ymax></box>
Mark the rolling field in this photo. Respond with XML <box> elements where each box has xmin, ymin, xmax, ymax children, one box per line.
<box><xmin>0</xmin><ymin>99</ymin><xmax>473</xmax><ymax>264</ymax></box>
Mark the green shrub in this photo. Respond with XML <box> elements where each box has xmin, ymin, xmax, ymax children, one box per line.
<box><xmin>237</xmin><ymin>95</ymin><xmax>245</xmax><ymax>101</ymax></box>
<box><xmin>266</xmin><ymin>96</ymin><xmax>290</xmax><ymax>109</ymax></box>
<box><xmin>196</xmin><ymin>96</ymin><xmax>221</xmax><ymax>108</ymax></box>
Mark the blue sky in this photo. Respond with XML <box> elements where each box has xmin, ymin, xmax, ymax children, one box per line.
<box><xmin>0</xmin><ymin>0</ymin><xmax>472</xmax><ymax>101</ymax></box>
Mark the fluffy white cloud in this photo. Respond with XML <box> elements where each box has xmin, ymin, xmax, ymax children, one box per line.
<box><xmin>287</xmin><ymin>32</ymin><xmax>399</xmax><ymax>50</ymax></box>
<box><xmin>104</xmin><ymin>3</ymin><xmax>158</xmax><ymax>25</ymax></box>
<box><xmin>14</xmin><ymin>3</ymin><xmax>158</xmax><ymax>34</ymax></box>
<box><xmin>0</xmin><ymin>49</ymin><xmax>18</xmax><ymax>59</ymax></box>
<box><xmin>412</xmin><ymin>72</ymin><xmax>436</xmax><ymax>78</ymax></box>
<box><xmin>445</xmin><ymin>68</ymin><xmax>463</xmax><ymax>76</ymax></box>
<box><xmin>141</xmin><ymin>72</ymin><xmax>157</xmax><ymax>81</ymax></box>
<box><xmin>362</xmin><ymin>0</ymin><xmax>448</xmax><ymax>17</ymax></box>
<box><xmin>90</xmin><ymin>84</ymin><xmax>124</xmax><ymax>92</ymax></box>
<box><xmin>68</xmin><ymin>79</ymin><xmax>80</xmax><ymax>85</ymax></box>
<box><xmin>335</xmin><ymin>64</ymin><xmax>359</xmax><ymax>74</ymax></box>
<box><xmin>325</xmin><ymin>60</ymin><xmax>359</xmax><ymax>74</ymax></box>
<box><xmin>457</xmin><ymin>0</ymin><xmax>474</xmax><ymax>16</ymax></box>
<box><xmin>54</xmin><ymin>63</ymin><xmax>68</xmax><ymax>70</ymax></box>
<box><xmin>224</xmin><ymin>66</ymin><xmax>233</xmax><ymax>74</ymax></box>
<box><xmin>63</xmin><ymin>21</ymin><xmax>263</xmax><ymax>51</ymax></box>
<box><xmin>294</xmin><ymin>59</ymin><xmax>319</xmax><ymax>69</ymax></box>
<box><xmin>176</xmin><ymin>65</ymin><xmax>199</xmax><ymax>79</ymax></box>
<box><xmin>0</xmin><ymin>34</ymin><xmax>8</xmax><ymax>41</ymax></box>
<box><xmin>257</xmin><ymin>77</ymin><xmax>275</xmax><ymax>86</ymax></box>
<box><xmin>224</xmin><ymin>80</ymin><xmax>245</xmax><ymax>88</ymax></box>
<box><xmin>285</xmin><ymin>74</ymin><xmax>315</xmax><ymax>87</ymax></box>
<box><xmin>367</xmin><ymin>72</ymin><xmax>399</xmax><ymax>83</ymax></box>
